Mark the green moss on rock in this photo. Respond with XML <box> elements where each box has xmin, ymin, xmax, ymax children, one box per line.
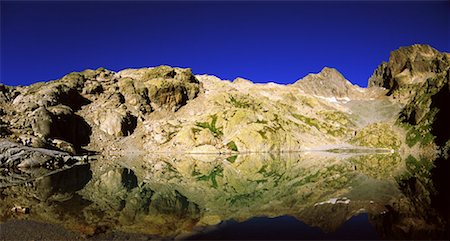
<box><xmin>196</xmin><ymin>114</ymin><xmax>223</xmax><ymax>137</ymax></box>
<box><xmin>350</xmin><ymin>122</ymin><xmax>401</xmax><ymax>149</ymax></box>
<box><xmin>292</xmin><ymin>113</ymin><xmax>348</xmax><ymax>137</ymax></box>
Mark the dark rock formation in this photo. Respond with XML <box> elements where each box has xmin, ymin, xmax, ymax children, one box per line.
<box><xmin>369</xmin><ymin>44</ymin><xmax>450</xmax><ymax>147</ymax></box>
<box><xmin>30</xmin><ymin>106</ymin><xmax>92</xmax><ymax>148</ymax></box>
<box><xmin>368</xmin><ymin>44</ymin><xmax>449</xmax><ymax>101</ymax></box>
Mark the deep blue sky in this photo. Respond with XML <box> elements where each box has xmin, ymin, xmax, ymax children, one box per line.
<box><xmin>1</xmin><ymin>1</ymin><xmax>449</xmax><ymax>87</ymax></box>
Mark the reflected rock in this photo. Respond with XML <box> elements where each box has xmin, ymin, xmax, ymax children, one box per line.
<box><xmin>1</xmin><ymin>152</ymin><xmax>448</xmax><ymax>239</ymax></box>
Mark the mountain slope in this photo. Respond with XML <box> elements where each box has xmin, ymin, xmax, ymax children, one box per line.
<box><xmin>1</xmin><ymin>67</ymin><xmax>403</xmax><ymax>157</ymax></box>
<box><xmin>0</xmin><ymin>44</ymin><xmax>447</xmax><ymax>160</ymax></box>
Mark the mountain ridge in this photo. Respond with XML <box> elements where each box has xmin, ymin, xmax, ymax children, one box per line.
<box><xmin>0</xmin><ymin>44</ymin><xmax>448</xmax><ymax>157</ymax></box>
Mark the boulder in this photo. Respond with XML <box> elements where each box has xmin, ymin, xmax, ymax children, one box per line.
<box><xmin>97</xmin><ymin>109</ymin><xmax>137</xmax><ymax>137</ymax></box>
<box><xmin>47</xmin><ymin>104</ymin><xmax>74</xmax><ymax>116</ymax></box>
<box><xmin>172</xmin><ymin>126</ymin><xmax>196</xmax><ymax>148</ymax></box>
<box><xmin>31</xmin><ymin>107</ymin><xmax>53</xmax><ymax>138</ymax></box>
<box><xmin>18</xmin><ymin>134</ymin><xmax>48</xmax><ymax>148</ymax></box>
<box><xmin>29</xmin><ymin>105</ymin><xmax>91</xmax><ymax>148</ymax></box>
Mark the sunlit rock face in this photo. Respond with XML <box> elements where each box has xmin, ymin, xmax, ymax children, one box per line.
<box><xmin>0</xmin><ymin>64</ymin><xmax>403</xmax><ymax>156</ymax></box>
<box><xmin>0</xmin><ymin>45</ymin><xmax>449</xmax><ymax>239</ymax></box>
<box><xmin>1</xmin><ymin>45</ymin><xmax>447</xmax><ymax>156</ymax></box>
<box><xmin>2</xmin><ymin>46</ymin><xmax>448</xmax><ymax>156</ymax></box>
<box><xmin>293</xmin><ymin>67</ymin><xmax>370</xmax><ymax>99</ymax></box>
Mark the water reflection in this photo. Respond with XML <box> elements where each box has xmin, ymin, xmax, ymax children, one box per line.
<box><xmin>0</xmin><ymin>152</ymin><xmax>447</xmax><ymax>239</ymax></box>
<box><xmin>189</xmin><ymin>214</ymin><xmax>378</xmax><ymax>240</ymax></box>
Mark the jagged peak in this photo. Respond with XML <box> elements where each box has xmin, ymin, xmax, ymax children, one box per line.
<box><xmin>386</xmin><ymin>44</ymin><xmax>442</xmax><ymax>72</ymax></box>
<box><xmin>368</xmin><ymin>44</ymin><xmax>449</xmax><ymax>92</ymax></box>
<box><xmin>291</xmin><ymin>67</ymin><xmax>361</xmax><ymax>99</ymax></box>
<box><xmin>294</xmin><ymin>67</ymin><xmax>351</xmax><ymax>86</ymax></box>
<box><xmin>316</xmin><ymin>67</ymin><xmax>346</xmax><ymax>79</ymax></box>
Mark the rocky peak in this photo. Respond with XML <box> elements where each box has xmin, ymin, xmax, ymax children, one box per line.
<box><xmin>368</xmin><ymin>44</ymin><xmax>449</xmax><ymax>100</ymax></box>
<box><xmin>293</xmin><ymin>67</ymin><xmax>358</xmax><ymax>98</ymax></box>
<box><xmin>300</xmin><ymin>67</ymin><xmax>349</xmax><ymax>84</ymax></box>
<box><xmin>314</xmin><ymin>67</ymin><xmax>348</xmax><ymax>81</ymax></box>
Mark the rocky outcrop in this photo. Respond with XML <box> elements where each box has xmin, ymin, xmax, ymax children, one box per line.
<box><xmin>365</xmin><ymin>44</ymin><xmax>450</xmax><ymax>239</ymax></box>
<box><xmin>369</xmin><ymin>44</ymin><xmax>450</xmax><ymax>148</ymax></box>
<box><xmin>368</xmin><ymin>44</ymin><xmax>449</xmax><ymax>102</ymax></box>
<box><xmin>399</xmin><ymin>74</ymin><xmax>449</xmax><ymax>147</ymax></box>
<box><xmin>350</xmin><ymin>122</ymin><xmax>401</xmax><ymax>149</ymax></box>
<box><xmin>0</xmin><ymin>84</ymin><xmax>18</xmax><ymax>104</ymax></box>
<box><xmin>117</xmin><ymin>66</ymin><xmax>202</xmax><ymax>113</ymax></box>
<box><xmin>0</xmin><ymin>66</ymin><xmax>202</xmax><ymax>154</ymax></box>
<box><xmin>11</xmin><ymin>73</ymin><xmax>90</xmax><ymax>112</ymax></box>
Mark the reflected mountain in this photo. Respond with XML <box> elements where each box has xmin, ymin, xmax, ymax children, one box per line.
<box><xmin>188</xmin><ymin>214</ymin><xmax>379</xmax><ymax>240</ymax></box>
<box><xmin>0</xmin><ymin>152</ymin><xmax>447</xmax><ymax>239</ymax></box>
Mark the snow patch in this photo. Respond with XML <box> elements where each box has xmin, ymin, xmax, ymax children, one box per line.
<box><xmin>314</xmin><ymin>197</ymin><xmax>350</xmax><ymax>207</ymax></box>
<box><xmin>313</xmin><ymin>95</ymin><xmax>352</xmax><ymax>103</ymax></box>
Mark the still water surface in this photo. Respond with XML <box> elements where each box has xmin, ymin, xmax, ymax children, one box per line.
<box><xmin>0</xmin><ymin>152</ymin><xmax>447</xmax><ymax>240</ymax></box>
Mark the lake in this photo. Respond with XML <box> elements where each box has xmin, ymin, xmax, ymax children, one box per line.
<box><xmin>0</xmin><ymin>152</ymin><xmax>448</xmax><ymax>240</ymax></box>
